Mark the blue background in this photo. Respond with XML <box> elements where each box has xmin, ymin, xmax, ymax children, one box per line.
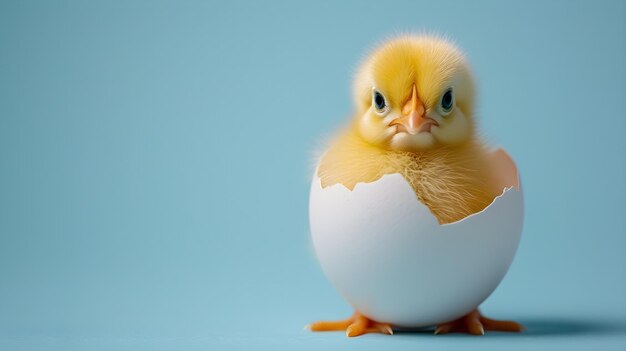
<box><xmin>1</xmin><ymin>0</ymin><xmax>625</xmax><ymax>350</ymax></box>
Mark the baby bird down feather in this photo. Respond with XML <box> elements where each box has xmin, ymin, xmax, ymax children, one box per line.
<box><xmin>318</xmin><ymin>35</ymin><xmax>501</xmax><ymax>224</ymax></box>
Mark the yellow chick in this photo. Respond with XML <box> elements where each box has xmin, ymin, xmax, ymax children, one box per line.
<box><xmin>310</xmin><ymin>35</ymin><xmax>524</xmax><ymax>336</ymax></box>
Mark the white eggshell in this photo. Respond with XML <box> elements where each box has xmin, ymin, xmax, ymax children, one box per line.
<box><xmin>309</xmin><ymin>149</ymin><xmax>523</xmax><ymax>328</ymax></box>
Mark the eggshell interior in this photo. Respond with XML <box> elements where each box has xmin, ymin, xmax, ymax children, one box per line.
<box><xmin>309</xmin><ymin>149</ymin><xmax>523</xmax><ymax>328</ymax></box>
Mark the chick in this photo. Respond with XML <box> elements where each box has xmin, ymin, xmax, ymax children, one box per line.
<box><xmin>310</xmin><ymin>35</ymin><xmax>524</xmax><ymax>336</ymax></box>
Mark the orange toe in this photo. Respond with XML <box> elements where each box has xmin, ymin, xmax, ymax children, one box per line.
<box><xmin>435</xmin><ymin>309</ymin><xmax>524</xmax><ymax>335</ymax></box>
<box><xmin>310</xmin><ymin>311</ymin><xmax>393</xmax><ymax>337</ymax></box>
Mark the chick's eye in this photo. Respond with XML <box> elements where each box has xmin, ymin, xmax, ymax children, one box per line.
<box><xmin>441</xmin><ymin>88</ymin><xmax>454</xmax><ymax>113</ymax></box>
<box><xmin>373</xmin><ymin>91</ymin><xmax>387</xmax><ymax>112</ymax></box>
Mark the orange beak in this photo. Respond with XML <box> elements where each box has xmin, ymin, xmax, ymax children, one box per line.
<box><xmin>390</xmin><ymin>85</ymin><xmax>438</xmax><ymax>134</ymax></box>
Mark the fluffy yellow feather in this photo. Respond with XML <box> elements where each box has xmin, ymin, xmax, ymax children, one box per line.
<box><xmin>318</xmin><ymin>35</ymin><xmax>500</xmax><ymax>224</ymax></box>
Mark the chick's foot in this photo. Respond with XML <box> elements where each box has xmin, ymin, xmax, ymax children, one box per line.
<box><xmin>309</xmin><ymin>311</ymin><xmax>393</xmax><ymax>337</ymax></box>
<box><xmin>435</xmin><ymin>309</ymin><xmax>524</xmax><ymax>335</ymax></box>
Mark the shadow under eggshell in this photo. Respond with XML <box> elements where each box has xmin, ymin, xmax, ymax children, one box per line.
<box><xmin>309</xmin><ymin>149</ymin><xmax>523</xmax><ymax>327</ymax></box>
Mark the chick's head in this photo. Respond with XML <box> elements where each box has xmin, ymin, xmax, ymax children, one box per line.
<box><xmin>354</xmin><ymin>35</ymin><xmax>477</xmax><ymax>152</ymax></box>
